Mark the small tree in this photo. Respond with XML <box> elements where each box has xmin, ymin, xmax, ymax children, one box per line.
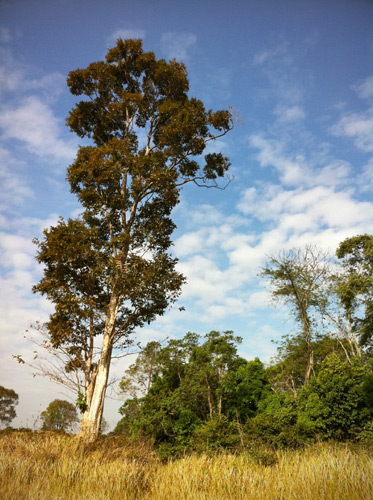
<box><xmin>40</xmin><ymin>399</ymin><xmax>79</xmax><ymax>432</ymax></box>
<box><xmin>30</xmin><ymin>38</ymin><xmax>233</xmax><ymax>443</ymax></box>
<box><xmin>0</xmin><ymin>386</ymin><xmax>19</xmax><ymax>428</ymax></box>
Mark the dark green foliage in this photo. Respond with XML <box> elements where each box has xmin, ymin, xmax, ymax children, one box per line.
<box><xmin>0</xmin><ymin>386</ymin><xmax>19</xmax><ymax>428</ymax></box>
<box><xmin>357</xmin><ymin>421</ymin><xmax>373</xmax><ymax>445</ymax></box>
<box><xmin>222</xmin><ymin>357</ymin><xmax>271</xmax><ymax>421</ymax></box>
<box><xmin>193</xmin><ymin>415</ymin><xmax>241</xmax><ymax>453</ymax></box>
<box><xmin>116</xmin><ymin>332</ymin><xmax>270</xmax><ymax>456</ymax></box>
<box><xmin>40</xmin><ymin>399</ymin><xmax>79</xmax><ymax>432</ymax></box>
<box><xmin>76</xmin><ymin>391</ymin><xmax>87</xmax><ymax>414</ymax></box>
<box><xmin>297</xmin><ymin>354</ymin><xmax>373</xmax><ymax>440</ymax></box>
<box><xmin>111</xmin><ymin>235</ymin><xmax>373</xmax><ymax>454</ymax></box>
<box><xmin>246</xmin><ymin>393</ymin><xmax>303</xmax><ymax>448</ymax></box>
<box><xmin>115</xmin><ymin>333</ymin><xmax>373</xmax><ymax>454</ymax></box>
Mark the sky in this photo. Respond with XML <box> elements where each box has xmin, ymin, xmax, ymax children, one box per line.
<box><xmin>0</xmin><ymin>0</ymin><xmax>372</xmax><ymax>431</ymax></box>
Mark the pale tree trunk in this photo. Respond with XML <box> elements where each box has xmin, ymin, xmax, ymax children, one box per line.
<box><xmin>80</xmin><ymin>341</ymin><xmax>112</xmax><ymax>443</ymax></box>
<box><xmin>80</xmin><ymin>296</ymin><xmax>118</xmax><ymax>443</ymax></box>
<box><xmin>205</xmin><ymin>375</ymin><xmax>214</xmax><ymax>419</ymax></box>
<box><xmin>347</xmin><ymin>316</ymin><xmax>362</xmax><ymax>358</ymax></box>
<box><xmin>301</xmin><ymin>309</ymin><xmax>314</xmax><ymax>385</ymax></box>
<box><xmin>304</xmin><ymin>340</ymin><xmax>314</xmax><ymax>385</ymax></box>
<box><xmin>217</xmin><ymin>367</ymin><xmax>223</xmax><ymax>417</ymax></box>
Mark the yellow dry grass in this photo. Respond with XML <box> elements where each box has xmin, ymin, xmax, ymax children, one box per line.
<box><xmin>0</xmin><ymin>431</ymin><xmax>372</xmax><ymax>500</ymax></box>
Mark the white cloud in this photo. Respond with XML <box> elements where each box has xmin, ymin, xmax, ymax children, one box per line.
<box><xmin>0</xmin><ymin>147</ymin><xmax>34</xmax><ymax>210</ymax></box>
<box><xmin>160</xmin><ymin>32</ymin><xmax>197</xmax><ymax>61</ymax></box>
<box><xmin>244</xmin><ymin>324</ymin><xmax>283</xmax><ymax>363</ymax></box>
<box><xmin>172</xmin><ymin>165</ymin><xmax>372</xmax><ymax>330</ymax></box>
<box><xmin>0</xmin><ymin>96</ymin><xmax>77</xmax><ymax>160</ymax></box>
<box><xmin>189</xmin><ymin>203</ymin><xmax>223</xmax><ymax>226</ymax></box>
<box><xmin>106</xmin><ymin>29</ymin><xmax>146</xmax><ymax>46</ymax></box>
<box><xmin>360</xmin><ymin>158</ymin><xmax>373</xmax><ymax>193</ymax></box>
<box><xmin>238</xmin><ymin>184</ymin><xmax>372</xmax><ymax>232</ymax></box>
<box><xmin>274</xmin><ymin>104</ymin><xmax>305</xmax><ymax>123</ymax></box>
<box><xmin>331</xmin><ymin>110</ymin><xmax>373</xmax><ymax>152</ymax></box>
<box><xmin>330</xmin><ymin>76</ymin><xmax>373</xmax><ymax>152</ymax></box>
<box><xmin>249</xmin><ymin>134</ymin><xmax>305</xmax><ymax>186</ymax></box>
<box><xmin>352</xmin><ymin>76</ymin><xmax>373</xmax><ymax>99</ymax></box>
<box><xmin>27</xmin><ymin>72</ymin><xmax>66</xmax><ymax>101</ymax></box>
<box><xmin>249</xmin><ymin>134</ymin><xmax>352</xmax><ymax>189</ymax></box>
<box><xmin>0</xmin><ymin>47</ymin><xmax>24</xmax><ymax>94</ymax></box>
<box><xmin>247</xmin><ymin>290</ymin><xmax>270</xmax><ymax>310</ymax></box>
<box><xmin>253</xmin><ymin>42</ymin><xmax>291</xmax><ymax>66</ymax></box>
<box><xmin>174</xmin><ymin>232</ymin><xmax>204</xmax><ymax>257</ymax></box>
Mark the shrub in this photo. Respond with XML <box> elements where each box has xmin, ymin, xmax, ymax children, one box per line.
<box><xmin>297</xmin><ymin>354</ymin><xmax>373</xmax><ymax>440</ymax></box>
<box><xmin>192</xmin><ymin>415</ymin><xmax>241</xmax><ymax>453</ymax></box>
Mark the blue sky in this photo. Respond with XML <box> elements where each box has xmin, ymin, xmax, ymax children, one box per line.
<box><xmin>0</xmin><ymin>0</ymin><xmax>372</xmax><ymax>430</ymax></box>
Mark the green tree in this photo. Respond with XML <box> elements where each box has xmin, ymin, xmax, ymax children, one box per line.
<box><xmin>40</xmin><ymin>399</ymin><xmax>79</xmax><ymax>432</ymax></box>
<box><xmin>31</xmin><ymin>39</ymin><xmax>233</xmax><ymax>443</ymax></box>
<box><xmin>189</xmin><ymin>331</ymin><xmax>242</xmax><ymax>418</ymax></box>
<box><xmin>247</xmin><ymin>392</ymin><xmax>300</xmax><ymax>448</ymax></box>
<box><xmin>261</xmin><ymin>246</ymin><xmax>331</xmax><ymax>384</ymax></box>
<box><xmin>0</xmin><ymin>386</ymin><xmax>19</xmax><ymax>428</ymax></box>
<box><xmin>335</xmin><ymin>234</ymin><xmax>373</xmax><ymax>349</ymax></box>
<box><xmin>222</xmin><ymin>357</ymin><xmax>270</xmax><ymax>422</ymax></box>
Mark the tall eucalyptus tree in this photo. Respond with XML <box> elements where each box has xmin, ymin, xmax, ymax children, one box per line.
<box><xmin>32</xmin><ymin>39</ymin><xmax>233</xmax><ymax>443</ymax></box>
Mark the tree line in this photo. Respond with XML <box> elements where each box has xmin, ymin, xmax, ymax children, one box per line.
<box><xmin>112</xmin><ymin>235</ymin><xmax>372</xmax><ymax>456</ymax></box>
<box><xmin>4</xmin><ymin>234</ymin><xmax>372</xmax><ymax>452</ymax></box>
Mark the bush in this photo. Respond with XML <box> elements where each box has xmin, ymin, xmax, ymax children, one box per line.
<box><xmin>297</xmin><ymin>354</ymin><xmax>373</xmax><ymax>440</ymax></box>
<box><xmin>192</xmin><ymin>415</ymin><xmax>241</xmax><ymax>453</ymax></box>
<box><xmin>357</xmin><ymin>421</ymin><xmax>373</xmax><ymax>445</ymax></box>
<box><xmin>246</xmin><ymin>393</ymin><xmax>309</xmax><ymax>448</ymax></box>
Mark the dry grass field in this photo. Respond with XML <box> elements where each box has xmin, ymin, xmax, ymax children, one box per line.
<box><xmin>0</xmin><ymin>431</ymin><xmax>372</xmax><ymax>500</ymax></box>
